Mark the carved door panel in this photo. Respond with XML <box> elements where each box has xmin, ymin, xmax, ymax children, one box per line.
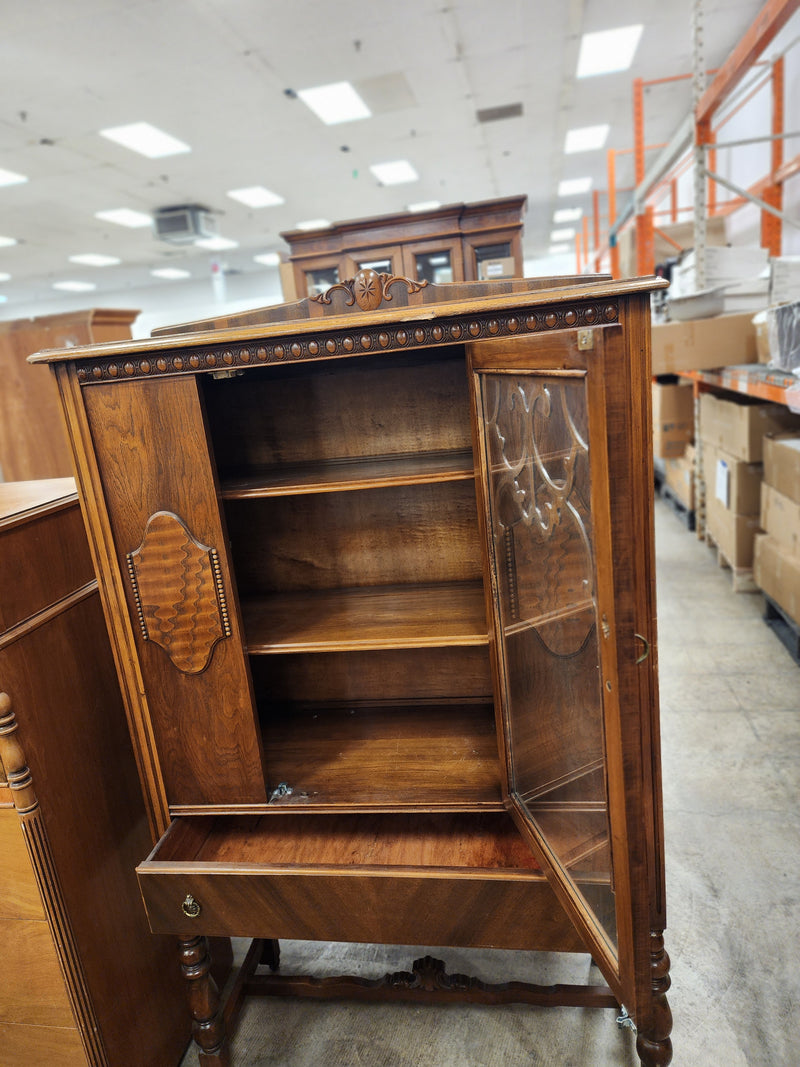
<box><xmin>469</xmin><ymin>325</ymin><xmax>648</xmax><ymax>1012</ymax></box>
<box><xmin>81</xmin><ymin>375</ymin><xmax>267</xmax><ymax>809</ymax></box>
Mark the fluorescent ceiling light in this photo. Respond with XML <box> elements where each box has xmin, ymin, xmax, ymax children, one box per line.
<box><xmin>297</xmin><ymin>82</ymin><xmax>371</xmax><ymax>125</ymax></box>
<box><xmin>295</xmin><ymin>219</ymin><xmax>331</xmax><ymax>231</ymax></box>
<box><xmin>53</xmin><ymin>280</ymin><xmax>97</xmax><ymax>292</ymax></box>
<box><xmin>551</xmin><ymin>228</ymin><xmax>576</xmax><ymax>241</ymax></box>
<box><xmin>0</xmin><ymin>295</ymin><xmax>7</xmax><ymax>304</ymax></box>
<box><xmin>99</xmin><ymin>122</ymin><xmax>190</xmax><ymax>158</ymax></box>
<box><xmin>565</xmin><ymin>124</ymin><xmax>610</xmax><ymax>153</ymax></box>
<box><xmin>69</xmin><ymin>253</ymin><xmax>121</xmax><ymax>267</ymax></box>
<box><xmin>549</xmin><ymin>244</ymin><xmax>571</xmax><ymax>255</ymax></box>
<box><xmin>151</xmin><ymin>267</ymin><xmax>191</xmax><ymax>280</ymax></box>
<box><xmin>0</xmin><ymin>168</ymin><xmax>28</xmax><ymax>187</ymax></box>
<box><xmin>408</xmin><ymin>201</ymin><xmax>441</xmax><ymax>213</ymax></box>
<box><xmin>577</xmin><ymin>25</ymin><xmax>643</xmax><ymax>78</ymax></box>
<box><xmin>370</xmin><ymin>160</ymin><xmax>419</xmax><ymax>185</ymax></box>
<box><xmin>95</xmin><ymin>208</ymin><xmax>152</xmax><ymax>228</ymax></box>
<box><xmin>0</xmin><ymin>235</ymin><xmax>18</xmax><ymax>247</ymax></box>
<box><xmin>254</xmin><ymin>252</ymin><xmax>281</xmax><ymax>266</ymax></box>
<box><xmin>558</xmin><ymin>178</ymin><xmax>592</xmax><ymax>196</ymax></box>
<box><xmin>227</xmin><ymin>186</ymin><xmax>284</xmax><ymax>208</ymax></box>
<box><xmin>195</xmin><ymin>236</ymin><xmax>238</xmax><ymax>250</ymax></box>
<box><xmin>554</xmin><ymin>208</ymin><xmax>583</xmax><ymax>223</ymax></box>
<box><xmin>0</xmin><ymin>272</ymin><xmax>10</xmax><ymax>281</ymax></box>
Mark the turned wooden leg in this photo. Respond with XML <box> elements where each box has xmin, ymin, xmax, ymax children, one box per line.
<box><xmin>260</xmin><ymin>938</ymin><xmax>280</xmax><ymax>972</ymax></box>
<box><xmin>178</xmin><ymin>935</ymin><xmax>230</xmax><ymax>1065</ymax></box>
<box><xmin>636</xmin><ymin>930</ymin><xmax>673</xmax><ymax>1066</ymax></box>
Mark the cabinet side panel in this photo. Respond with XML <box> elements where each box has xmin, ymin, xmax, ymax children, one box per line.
<box><xmin>82</xmin><ymin>376</ymin><xmax>267</xmax><ymax>806</ymax></box>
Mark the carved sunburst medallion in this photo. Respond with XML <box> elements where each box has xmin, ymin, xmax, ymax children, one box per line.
<box><xmin>353</xmin><ymin>269</ymin><xmax>383</xmax><ymax>311</ymax></box>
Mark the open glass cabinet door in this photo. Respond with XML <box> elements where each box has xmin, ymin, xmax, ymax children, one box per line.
<box><xmin>469</xmin><ymin>323</ymin><xmax>645</xmax><ymax>1010</ymax></box>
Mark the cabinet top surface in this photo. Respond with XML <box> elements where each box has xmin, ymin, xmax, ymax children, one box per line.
<box><xmin>29</xmin><ymin>276</ymin><xmax>664</xmax><ymax>370</ymax></box>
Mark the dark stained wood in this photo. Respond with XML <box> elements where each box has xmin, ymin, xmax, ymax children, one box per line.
<box><xmin>0</xmin><ymin>308</ymin><xmax>137</xmax><ymax>481</ymax></box>
<box><xmin>34</xmin><ymin>275</ymin><xmax>670</xmax><ymax>1065</ymax></box>
<box><xmin>178</xmin><ymin>935</ymin><xmax>229</xmax><ymax>1065</ymax></box>
<box><xmin>259</xmin><ymin>704</ymin><xmax>501</xmax><ymax>809</ymax></box>
<box><xmin>220</xmin><ymin>449</ymin><xmax>474</xmax><ymax>498</ymax></box>
<box><xmin>240</xmin><ymin>952</ymin><xmax>618</xmax><ymax>1009</ymax></box>
<box><xmin>82</xmin><ymin>377</ymin><xmax>267</xmax><ymax>808</ymax></box>
<box><xmin>242</xmin><ymin>582</ymin><xmax>488</xmax><ymax>652</ymax></box>
<box><xmin>0</xmin><ymin>486</ymin><xmax>189</xmax><ymax>1066</ymax></box>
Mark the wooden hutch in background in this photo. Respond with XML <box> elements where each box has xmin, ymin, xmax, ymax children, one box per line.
<box><xmin>280</xmin><ymin>196</ymin><xmax>526</xmax><ymax>300</ymax></box>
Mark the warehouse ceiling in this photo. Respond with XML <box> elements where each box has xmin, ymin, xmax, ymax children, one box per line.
<box><xmin>0</xmin><ymin>0</ymin><xmax>769</xmax><ymax>308</ymax></box>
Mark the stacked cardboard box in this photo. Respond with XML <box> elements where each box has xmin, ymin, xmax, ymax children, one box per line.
<box><xmin>651</xmin><ymin>311</ymin><xmax>757</xmax><ymax>375</ymax></box>
<box><xmin>699</xmin><ymin>395</ymin><xmax>800</xmax><ymax>569</ymax></box>
<box><xmin>664</xmin><ymin>443</ymin><xmax>696</xmax><ymax>513</ymax></box>
<box><xmin>652</xmin><ymin>379</ymin><xmax>693</xmax><ymax>459</ymax></box>
<box><xmin>754</xmin><ymin>435</ymin><xmax>800</xmax><ymax>624</ymax></box>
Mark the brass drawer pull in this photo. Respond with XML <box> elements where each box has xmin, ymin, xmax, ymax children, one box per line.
<box><xmin>182</xmin><ymin>893</ymin><xmax>201</xmax><ymax>919</ymax></box>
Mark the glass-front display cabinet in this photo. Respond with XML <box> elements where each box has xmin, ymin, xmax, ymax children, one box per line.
<box><xmin>32</xmin><ymin>272</ymin><xmax>672</xmax><ymax>1066</ymax></box>
<box><xmin>282</xmin><ymin>196</ymin><xmax>526</xmax><ymax>299</ymax></box>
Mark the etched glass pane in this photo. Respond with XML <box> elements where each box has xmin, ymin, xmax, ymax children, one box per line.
<box><xmin>481</xmin><ymin>372</ymin><xmax>617</xmax><ymax>948</ymax></box>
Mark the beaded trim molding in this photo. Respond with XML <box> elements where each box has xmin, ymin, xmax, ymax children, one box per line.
<box><xmin>75</xmin><ymin>300</ymin><xmax>619</xmax><ymax>384</ymax></box>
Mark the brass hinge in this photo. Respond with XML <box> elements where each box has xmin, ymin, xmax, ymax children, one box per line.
<box><xmin>577</xmin><ymin>329</ymin><xmax>594</xmax><ymax>350</ymax></box>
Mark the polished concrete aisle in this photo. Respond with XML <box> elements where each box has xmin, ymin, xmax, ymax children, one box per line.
<box><xmin>181</xmin><ymin>499</ymin><xmax>800</xmax><ymax>1066</ymax></box>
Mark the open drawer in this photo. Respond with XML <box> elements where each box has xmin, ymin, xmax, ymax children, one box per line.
<box><xmin>137</xmin><ymin>812</ymin><xmax>587</xmax><ymax>954</ymax></box>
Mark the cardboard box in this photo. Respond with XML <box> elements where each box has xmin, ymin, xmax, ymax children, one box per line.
<box><xmin>664</xmin><ymin>444</ymin><xmax>695</xmax><ymax>511</ymax></box>
<box><xmin>754</xmin><ymin>534</ymin><xmax>800</xmax><ymax>625</ymax></box>
<box><xmin>769</xmin><ymin>256</ymin><xmax>800</xmax><ymax>306</ymax></box>
<box><xmin>760</xmin><ymin>482</ymin><xmax>800</xmax><ymax>558</ymax></box>
<box><xmin>698</xmin><ymin>393</ymin><xmax>800</xmax><ymax>463</ymax></box>
<box><xmin>753</xmin><ymin>311</ymin><xmax>771</xmax><ymax>364</ymax></box>
<box><xmin>763</xmin><ymin>434</ymin><xmax>800</xmax><ymax>503</ymax></box>
<box><xmin>652</xmin><ymin>381</ymin><xmax>694</xmax><ymax>458</ymax></box>
<box><xmin>701</xmin><ymin>442</ymin><xmax>762</xmax><ymax>515</ymax></box>
<box><xmin>705</xmin><ymin>502</ymin><xmax>762</xmax><ymax>568</ymax></box>
<box><xmin>651</xmin><ymin>312</ymin><xmax>757</xmax><ymax>375</ymax></box>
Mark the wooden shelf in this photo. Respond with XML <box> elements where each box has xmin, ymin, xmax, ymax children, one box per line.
<box><xmin>155</xmin><ymin>811</ymin><xmax>541</xmax><ymax>871</ymax></box>
<box><xmin>220</xmin><ymin>450</ymin><xmax>475</xmax><ymax>498</ymax></box>
<box><xmin>242</xmin><ymin>581</ymin><xmax>489</xmax><ymax>653</ymax></box>
<box><xmin>259</xmin><ymin>703</ymin><xmax>502</xmax><ymax>811</ymax></box>
<box><xmin>679</xmin><ymin>364</ymin><xmax>798</xmax><ymax>406</ymax></box>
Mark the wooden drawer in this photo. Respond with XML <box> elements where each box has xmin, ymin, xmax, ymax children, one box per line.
<box><xmin>137</xmin><ymin>813</ymin><xmax>585</xmax><ymax>954</ymax></box>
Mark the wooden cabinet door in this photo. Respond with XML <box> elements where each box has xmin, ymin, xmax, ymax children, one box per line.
<box><xmin>468</xmin><ymin>323</ymin><xmax>658</xmax><ymax>1019</ymax></box>
<box><xmin>79</xmin><ymin>374</ymin><xmax>268</xmax><ymax>811</ymax></box>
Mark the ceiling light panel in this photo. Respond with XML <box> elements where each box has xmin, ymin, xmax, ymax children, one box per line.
<box><xmin>99</xmin><ymin>122</ymin><xmax>191</xmax><ymax>158</ymax></box>
<box><xmin>549</xmin><ymin>244</ymin><xmax>571</xmax><ymax>255</ymax></box>
<box><xmin>554</xmin><ymin>208</ymin><xmax>583</xmax><ymax>223</ymax></box>
<box><xmin>0</xmin><ymin>236</ymin><xmax>18</xmax><ymax>247</ymax></box>
<box><xmin>576</xmin><ymin>25</ymin><xmax>643</xmax><ymax>78</ymax></box>
<box><xmin>53</xmin><ymin>281</ymin><xmax>97</xmax><ymax>291</ymax></box>
<box><xmin>151</xmin><ymin>268</ymin><xmax>191</xmax><ymax>279</ymax></box>
<box><xmin>295</xmin><ymin>219</ymin><xmax>332</xmax><ymax>231</ymax></box>
<box><xmin>297</xmin><ymin>82</ymin><xmax>371</xmax><ymax>125</ymax></box>
<box><xmin>69</xmin><ymin>254</ymin><xmax>121</xmax><ymax>267</ymax></box>
<box><xmin>195</xmin><ymin>236</ymin><xmax>238</xmax><ymax>250</ymax></box>
<box><xmin>227</xmin><ymin>186</ymin><xmax>284</xmax><ymax>208</ymax></box>
<box><xmin>550</xmin><ymin>229</ymin><xmax>576</xmax><ymax>241</ymax></box>
<box><xmin>0</xmin><ymin>168</ymin><xmax>28</xmax><ymax>187</ymax></box>
<box><xmin>0</xmin><ymin>272</ymin><xmax>11</xmax><ymax>282</ymax></box>
<box><xmin>370</xmin><ymin>160</ymin><xmax>419</xmax><ymax>185</ymax></box>
<box><xmin>558</xmin><ymin>178</ymin><xmax>592</xmax><ymax>196</ymax></box>
<box><xmin>253</xmin><ymin>252</ymin><xmax>281</xmax><ymax>266</ymax></box>
<box><xmin>408</xmin><ymin>201</ymin><xmax>442</xmax><ymax>213</ymax></box>
<box><xmin>95</xmin><ymin>208</ymin><xmax>152</xmax><ymax>228</ymax></box>
<box><xmin>565</xmin><ymin>125</ymin><xmax>610</xmax><ymax>153</ymax></box>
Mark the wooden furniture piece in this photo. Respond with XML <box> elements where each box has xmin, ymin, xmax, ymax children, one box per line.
<box><xmin>281</xmin><ymin>197</ymin><xmax>527</xmax><ymax>299</ymax></box>
<box><xmin>0</xmin><ymin>308</ymin><xmax>138</xmax><ymax>482</ymax></box>
<box><xmin>0</xmin><ymin>478</ymin><xmax>189</xmax><ymax>1066</ymax></box>
<box><xmin>33</xmin><ymin>272</ymin><xmax>672</xmax><ymax>1066</ymax></box>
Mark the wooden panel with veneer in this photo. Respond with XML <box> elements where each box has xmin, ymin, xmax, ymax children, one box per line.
<box><xmin>82</xmin><ymin>377</ymin><xmax>267</xmax><ymax>807</ymax></box>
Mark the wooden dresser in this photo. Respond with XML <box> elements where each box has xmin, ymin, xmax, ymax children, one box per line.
<box><xmin>0</xmin><ymin>479</ymin><xmax>189</xmax><ymax>1066</ymax></box>
<box><xmin>32</xmin><ymin>274</ymin><xmax>673</xmax><ymax>1066</ymax></box>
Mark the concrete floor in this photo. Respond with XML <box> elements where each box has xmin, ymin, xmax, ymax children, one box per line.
<box><xmin>180</xmin><ymin>499</ymin><xmax>800</xmax><ymax>1066</ymax></box>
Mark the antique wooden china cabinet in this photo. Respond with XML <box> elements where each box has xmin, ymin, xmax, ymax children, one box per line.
<box><xmin>33</xmin><ymin>271</ymin><xmax>672</xmax><ymax>1065</ymax></box>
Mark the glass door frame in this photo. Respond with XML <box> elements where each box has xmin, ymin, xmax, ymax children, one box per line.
<box><xmin>467</xmin><ymin>323</ymin><xmax>650</xmax><ymax>1016</ymax></box>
